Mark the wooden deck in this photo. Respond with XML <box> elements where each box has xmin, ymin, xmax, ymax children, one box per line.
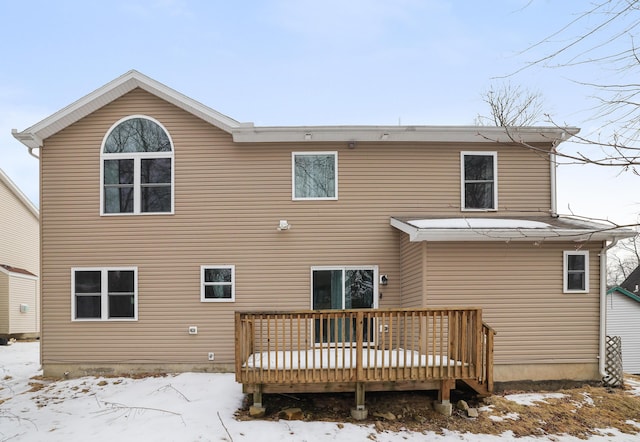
<box><xmin>235</xmin><ymin>307</ymin><xmax>495</xmax><ymax>415</ymax></box>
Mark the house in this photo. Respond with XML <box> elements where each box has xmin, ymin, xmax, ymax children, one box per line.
<box><xmin>12</xmin><ymin>71</ymin><xmax>635</xmax><ymax>397</ymax></box>
<box><xmin>607</xmin><ymin>265</ymin><xmax>640</xmax><ymax>374</ymax></box>
<box><xmin>0</xmin><ymin>168</ymin><xmax>39</xmax><ymax>339</ymax></box>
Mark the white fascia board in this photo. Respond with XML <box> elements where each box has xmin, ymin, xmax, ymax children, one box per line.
<box><xmin>390</xmin><ymin>218</ymin><xmax>636</xmax><ymax>242</ymax></box>
<box><xmin>12</xmin><ymin>70</ymin><xmax>243</xmax><ymax>148</ymax></box>
<box><xmin>232</xmin><ymin>126</ymin><xmax>580</xmax><ymax>144</ymax></box>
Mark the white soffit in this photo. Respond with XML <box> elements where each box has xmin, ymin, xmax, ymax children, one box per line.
<box><xmin>390</xmin><ymin>217</ymin><xmax>637</xmax><ymax>242</ymax></box>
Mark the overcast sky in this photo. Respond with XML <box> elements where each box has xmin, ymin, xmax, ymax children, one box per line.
<box><xmin>1</xmin><ymin>0</ymin><xmax>638</xmax><ymax>225</ymax></box>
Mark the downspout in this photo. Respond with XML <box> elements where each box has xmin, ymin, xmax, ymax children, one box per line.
<box><xmin>550</xmin><ymin>142</ymin><xmax>559</xmax><ymax>217</ymax></box>
<box><xmin>599</xmin><ymin>238</ymin><xmax>618</xmax><ymax>377</ymax></box>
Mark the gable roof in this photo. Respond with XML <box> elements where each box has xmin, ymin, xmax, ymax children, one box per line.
<box><xmin>12</xmin><ymin>70</ymin><xmax>579</xmax><ymax>149</ymax></box>
<box><xmin>0</xmin><ymin>168</ymin><xmax>38</xmax><ymax>219</ymax></box>
<box><xmin>607</xmin><ymin>285</ymin><xmax>640</xmax><ymax>304</ymax></box>
<box><xmin>0</xmin><ymin>264</ymin><xmax>36</xmax><ymax>278</ymax></box>
<box><xmin>11</xmin><ymin>70</ymin><xmax>246</xmax><ymax>150</ymax></box>
<box><xmin>619</xmin><ymin>265</ymin><xmax>640</xmax><ymax>293</ymax></box>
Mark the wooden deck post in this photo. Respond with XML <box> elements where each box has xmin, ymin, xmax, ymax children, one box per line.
<box><xmin>351</xmin><ymin>382</ymin><xmax>368</xmax><ymax>420</ymax></box>
<box><xmin>351</xmin><ymin>311</ymin><xmax>368</xmax><ymax>420</ymax></box>
<box><xmin>249</xmin><ymin>384</ymin><xmax>266</xmax><ymax>418</ymax></box>
<box><xmin>486</xmin><ymin>327</ymin><xmax>495</xmax><ymax>392</ymax></box>
<box><xmin>434</xmin><ymin>379</ymin><xmax>455</xmax><ymax>416</ymax></box>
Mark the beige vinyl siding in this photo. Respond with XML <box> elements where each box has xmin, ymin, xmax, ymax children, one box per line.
<box><xmin>424</xmin><ymin>241</ymin><xmax>602</xmax><ymax>365</ymax></box>
<box><xmin>399</xmin><ymin>235</ymin><xmax>425</xmax><ymax>308</ymax></box>
<box><xmin>0</xmin><ymin>273</ymin><xmax>8</xmax><ymax>334</ymax></box>
<box><xmin>40</xmin><ymin>88</ymin><xmax>558</xmax><ymax>370</ymax></box>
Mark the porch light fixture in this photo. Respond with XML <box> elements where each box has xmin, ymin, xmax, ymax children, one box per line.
<box><xmin>348</xmin><ymin>141</ymin><xmax>356</xmax><ymax>149</ymax></box>
<box><xmin>277</xmin><ymin>219</ymin><xmax>291</xmax><ymax>231</ymax></box>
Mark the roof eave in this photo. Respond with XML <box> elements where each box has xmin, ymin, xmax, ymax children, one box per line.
<box><xmin>607</xmin><ymin>286</ymin><xmax>640</xmax><ymax>303</ymax></box>
<box><xmin>390</xmin><ymin>218</ymin><xmax>636</xmax><ymax>242</ymax></box>
<box><xmin>232</xmin><ymin>126</ymin><xmax>580</xmax><ymax>144</ymax></box>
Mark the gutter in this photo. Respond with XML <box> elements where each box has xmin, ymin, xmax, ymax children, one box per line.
<box><xmin>599</xmin><ymin>238</ymin><xmax>618</xmax><ymax>378</ymax></box>
<box><xmin>11</xmin><ymin>129</ymin><xmax>41</xmax><ymax>159</ymax></box>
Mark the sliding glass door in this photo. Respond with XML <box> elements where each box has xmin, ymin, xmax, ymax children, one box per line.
<box><xmin>312</xmin><ymin>267</ymin><xmax>377</xmax><ymax>344</ymax></box>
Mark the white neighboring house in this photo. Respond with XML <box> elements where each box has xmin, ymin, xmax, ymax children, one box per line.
<box><xmin>607</xmin><ymin>266</ymin><xmax>640</xmax><ymax>374</ymax></box>
<box><xmin>0</xmin><ymin>168</ymin><xmax>39</xmax><ymax>339</ymax></box>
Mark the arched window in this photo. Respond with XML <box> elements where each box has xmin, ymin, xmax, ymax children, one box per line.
<box><xmin>101</xmin><ymin>116</ymin><xmax>174</xmax><ymax>215</ymax></box>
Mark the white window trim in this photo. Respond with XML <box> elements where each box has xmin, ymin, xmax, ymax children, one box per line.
<box><xmin>563</xmin><ymin>251</ymin><xmax>589</xmax><ymax>293</ymax></box>
<box><xmin>292</xmin><ymin>151</ymin><xmax>338</xmax><ymax>201</ymax></box>
<box><xmin>460</xmin><ymin>151</ymin><xmax>498</xmax><ymax>211</ymax></box>
<box><xmin>201</xmin><ymin>265</ymin><xmax>236</xmax><ymax>302</ymax></box>
<box><xmin>309</xmin><ymin>265</ymin><xmax>379</xmax><ymax>309</ymax></box>
<box><xmin>71</xmin><ymin>267</ymin><xmax>138</xmax><ymax>321</ymax></box>
<box><xmin>100</xmin><ymin>115</ymin><xmax>175</xmax><ymax>216</ymax></box>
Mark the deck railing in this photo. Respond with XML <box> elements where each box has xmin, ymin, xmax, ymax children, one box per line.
<box><xmin>235</xmin><ymin>307</ymin><xmax>494</xmax><ymax>392</ymax></box>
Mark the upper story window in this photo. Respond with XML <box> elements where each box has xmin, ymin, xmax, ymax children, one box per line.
<box><xmin>461</xmin><ymin>152</ymin><xmax>497</xmax><ymax>211</ymax></box>
<box><xmin>292</xmin><ymin>152</ymin><xmax>338</xmax><ymax>200</ymax></box>
<box><xmin>563</xmin><ymin>251</ymin><xmax>589</xmax><ymax>293</ymax></box>
<box><xmin>101</xmin><ymin>116</ymin><xmax>174</xmax><ymax>215</ymax></box>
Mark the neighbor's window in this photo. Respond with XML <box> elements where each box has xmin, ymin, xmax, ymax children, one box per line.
<box><xmin>461</xmin><ymin>152</ymin><xmax>497</xmax><ymax>210</ymax></box>
<box><xmin>201</xmin><ymin>265</ymin><xmax>235</xmax><ymax>302</ymax></box>
<box><xmin>563</xmin><ymin>251</ymin><xmax>589</xmax><ymax>293</ymax></box>
<box><xmin>72</xmin><ymin>268</ymin><xmax>137</xmax><ymax>320</ymax></box>
<box><xmin>293</xmin><ymin>152</ymin><xmax>337</xmax><ymax>200</ymax></box>
<box><xmin>101</xmin><ymin>116</ymin><xmax>173</xmax><ymax>215</ymax></box>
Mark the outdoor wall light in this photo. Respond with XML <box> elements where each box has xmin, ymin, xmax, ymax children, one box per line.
<box><xmin>348</xmin><ymin>141</ymin><xmax>356</xmax><ymax>149</ymax></box>
<box><xmin>277</xmin><ymin>219</ymin><xmax>291</xmax><ymax>231</ymax></box>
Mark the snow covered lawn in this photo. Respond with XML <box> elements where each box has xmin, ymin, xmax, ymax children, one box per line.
<box><xmin>1</xmin><ymin>341</ymin><xmax>639</xmax><ymax>441</ymax></box>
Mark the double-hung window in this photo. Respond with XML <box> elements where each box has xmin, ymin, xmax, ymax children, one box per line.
<box><xmin>101</xmin><ymin>116</ymin><xmax>174</xmax><ymax>215</ymax></box>
<box><xmin>292</xmin><ymin>152</ymin><xmax>338</xmax><ymax>200</ymax></box>
<box><xmin>201</xmin><ymin>265</ymin><xmax>235</xmax><ymax>302</ymax></box>
<box><xmin>461</xmin><ymin>152</ymin><xmax>497</xmax><ymax>210</ymax></box>
<box><xmin>563</xmin><ymin>251</ymin><xmax>589</xmax><ymax>293</ymax></box>
<box><xmin>72</xmin><ymin>268</ymin><xmax>137</xmax><ymax>320</ymax></box>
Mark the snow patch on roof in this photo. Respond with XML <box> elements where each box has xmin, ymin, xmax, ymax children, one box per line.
<box><xmin>407</xmin><ymin>218</ymin><xmax>551</xmax><ymax>229</ymax></box>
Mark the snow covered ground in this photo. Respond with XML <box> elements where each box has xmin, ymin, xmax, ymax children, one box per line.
<box><xmin>1</xmin><ymin>341</ymin><xmax>639</xmax><ymax>441</ymax></box>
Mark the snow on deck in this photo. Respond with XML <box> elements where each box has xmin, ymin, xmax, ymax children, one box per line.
<box><xmin>244</xmin><ymin>348</ymin><xmax>463</xmax><ymax>370</ymax></box>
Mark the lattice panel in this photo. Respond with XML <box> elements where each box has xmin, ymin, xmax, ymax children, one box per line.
<box><xmin>603</xmin><ymin>335</ymin><xmax>623</xmax><ymax>388</ymax></box>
